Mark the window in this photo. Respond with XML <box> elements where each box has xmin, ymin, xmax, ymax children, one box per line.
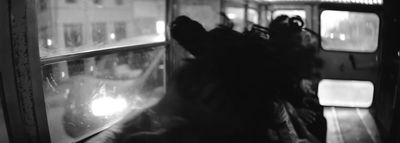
<box><xmin>93</xmin><ymin>0</ymin><xmax>103</xmax><ymax>5</ymax></box>
<box><xmin>320</xmin><ymin>10</ymin><xmax>380</xmax><ymax>52</ymax></box>
<box><xmin>248</xmin><ymin>8</ymin><xmax>259</xmax><ymax>24</ymax></box>
<box><xmin>114</xmin><ymin>22</ymin><xmax>127</xmax><ymax>41</ymax></box>
<box><xmin>37</xmin><ymin>0</ymin><xmax>166</xmax><ymax>58</ymax></box>
<box><xmin>116</xmin><ymin>0</ymin><xmax>123</xmax><ymax>5</ymax></box>
<box><xmin>226</xmin><ymin>7</ymin><xmax>245</xmax><ymax>32</ymax></box>
<box><xmin>272</xmin><ymin>10</ymin><xmax>306</xmax><ymax>21</ymax></box>
<box><xmin>318</xmin><ymin>79</ymin><xmax>374</xmax><ymax>107</ymax></box>
<box><xmin>42</xmin><ymin>46</ymin><xmax>166</xmax><ymax>142</ymax></box>
<box><xmin>0</xmin><ymin>77</ymin><xmax>9</xmax><ymax>143</ymax></box>
<box><xmin>64</xmin><ymin>24</ymin><xmax>83</xmax><ymax>48</ymax></box>
<box><xmin>92</xmin><ymin>23</ymin><xmax>107</xmax><ymax>45</ymax></box>
<box><xmin>39</xmin><ymin>0</ymin><xmax>47</xmax><ymax>11</ymax></box>
<box><xmin>179</xmin><ymin>0</ymin><xmax>221</xmax><ymax>31</ymax></box>
<box><xmin>66</xmin><ymin>0</ymin><xmax>76</xmax><ymax>3</ymax></box>
<box><xmin>36</xmin><ymin>0</ymin><xmax>167</xmax><ymax>142</ymax></box>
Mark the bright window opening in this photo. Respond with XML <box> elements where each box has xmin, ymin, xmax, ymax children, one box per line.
<box><xmin>37</xmin><ymin>0</ymin><xmax>166</xmax><ymax>58</ymax></box>
<box><xmin>320</xmin><ymin>10</ymin><xmax>379</xmax><ymax>52</ymax></box>
<box><xmin>226</xmin><ymin>7</ymin><xmax>245</xmax><ymax>32</ymax></box>
<box><xmin>248</xmin><ymin>8</ymin><xmax>259</xmax><ymax>24</ymax></box>
<box><xmin>318</xmin><ymin>79</ymin><xmax>374</xmax><ymax>107</ymax></box>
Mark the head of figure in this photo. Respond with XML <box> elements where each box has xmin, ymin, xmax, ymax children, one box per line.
<box><xmin>269</xmin><ymin>15</ymin><xmax>323</xmax><ymax>79</ymax></box>
<box><xmin>170</xmin><ymin>16</ymin><xmax>208</xmax><ymax>57</ymax></box>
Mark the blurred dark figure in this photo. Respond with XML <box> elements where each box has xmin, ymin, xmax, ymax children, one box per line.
<box><xmin>268</xmin><ymin>15</ymin><xmax>327</xmax><ymax>143</ymax></box>
<box><xmin>219</xmin><ymin>12</ymin><xmax>234</xmax><ymax>29</ymax></box>
<box><xmin>85</xmin><ymin>15</ymin><xmax>325</xmax><ymax>143</ymax></box>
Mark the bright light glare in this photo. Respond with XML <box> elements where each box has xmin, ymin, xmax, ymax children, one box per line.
<box><xmin>156</xmin><ymin>20</ymin><xmax>165</xmax><ymax>35</ymax></box>
<box><xmin>91</xmin><ymin>97</ymin><xmax>128</xmax><ymax>116</ymax></box>
<box><xmin>110</xmin><ymin>33</ymin><xmax>116</xmax><ymax>40</ymax></box>
<box><xmin>339</xmin><ymin>34</ymin><xmax>346</xmax><ymax>41</ymax></box>
<box><xmin>227</xmin><ymin>13</ymin><xmax>236</xmax><ymax>19</ymax></box>
<box><xmin>318</xmin><ymin>79</ymin><xmax>374</xmax><ymax>107</ymax></box>
<box><xmin>47</xmin><ymin>39</ymin><xmax>52</xmax><ymax>46</ymax></box>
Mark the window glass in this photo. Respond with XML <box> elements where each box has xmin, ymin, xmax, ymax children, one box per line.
<box><xmin>66</xmin><ymin>0</ymin><xmax>76</xmax><ymax>3</ymax></box>
<box><xmin>92</xmin><ymin>23</ymin><xmax>107</xmax><ymax>45</ymax></box>
<box><xmin>93</xmin><ymin>0</ymin><xmax>103</xmax><ymax>5</ymax></box>
<box><xmin>64</xmin><ymin>24</ymin><xmax>83</xmax><ymax>48</ymax></box>
<box><xmin>272</xmin><ymin>10</ymin><xmax>306</xmax><ymax>20</ymax></box>
<box><xmin>226</xmin><ymin>7</ymin><xmax>245</xmax><ymax>32</ymax></box>
<box><xmin>42</xmin><ymin>46</ymin><xmax>166</xmax><ymax>142</ymax></box>
<box><xmin>318</xmin><ymin>79</ymin><xmax>374</xmax><ymax>107</ymax></box>
<box><xmin>0</xmin><ymin>77</ymin><xmax>10</xmax><ymax>143</ymax></box>
<box><xmin>37</xmin><ymin>0</ymin><xmax>166</xmax><ymax>58</ymax></box>
<box><xmin>178</xmin><ymin>0</ymin><xmax>221</xmax><ymax>31</ymax></box>
<box><xmin>321</xmin><ymin>10</ymin><xmax>379</xmax><ymax>52</ymax></box>
<box><xmin>247</xmin><ymin>8</ymin><xmax>259</xmax><ymax>24</ymax></box>
<box><xmin>116</xmin><ymin>0</ymin><xmax>123</xmax><ymax>5</ymax></box>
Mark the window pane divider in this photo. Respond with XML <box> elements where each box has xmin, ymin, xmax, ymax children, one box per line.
<box><xmin>41</xmin><ymin>41</ymin><xmax>169</xmax><ymax>66</ymax></box>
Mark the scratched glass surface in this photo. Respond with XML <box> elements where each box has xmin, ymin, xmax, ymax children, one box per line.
<box><xmin>41</xmin><ymin>46</ymin><xmax>166</xmax><ymax>143</ymax></box>
<box><xmin>36</xmin><ymin>0</ymin><xmax>166</xmax><ymax>58</ymax></box>
<box><xmin>321</xmin><ymin>10</ymin><xmax>379</xmax><ymax>52</ymax></box>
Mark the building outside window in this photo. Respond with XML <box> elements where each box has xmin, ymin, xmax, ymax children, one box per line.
<box><xmin>114</xmin><ymin>22</ymin><xmax>127</xmax><ymax>41</ymax></box>
<box><xmin>35</xmin><ymin>0</ymin><xmax>167</xmax><ymax>142</ymax></box>
<box><xmin>64</xmin><ymin>24</ymin><xmax>83</xmax><ymax>48</ymax></box>
<box><xmin>92</xmin><ymin>23</ymin><xmax>107</xmax><ymax>45</ymax></box>
<box><xmin>116</xmin><ymin>0</ymin><xmax>123</xmax><ymax>5</ymax></box>
<box><xmin>93</xmin><ymin>0</ymin><xmax>103</xmax><ymax>5</ymax></box>
<box><xmin>66</xmin><ymin>0</ymin><xmax>76</xmax><ymax>3</ymax></box>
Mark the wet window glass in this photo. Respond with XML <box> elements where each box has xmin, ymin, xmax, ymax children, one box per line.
<box><xmin>272</xmin><ymin>10</ymin><xmax>306</xmax><ymax>21</ymax></box>
<box><xmin>226</xmin><ymin>7</ymin><xmax>245</xmax><ymax>32</ymax></box>
<box><xmin>36</xmin><ymin>0</ymin><xmax>166</xmax><ymax>58</ymax></box>
<box><xmin>42</xmin><ymin>46</ymin><xmax>166</xmax><ymax>143</ymax></box>
<box><xmin>321</xmin><ymin>10</ymin><xmax>379</xmax><ymax>52</ymax></box>
<box><xmin>318</xmin><ymin>79</ymin><xmax>374</xmax><ymax>107</ymax></box>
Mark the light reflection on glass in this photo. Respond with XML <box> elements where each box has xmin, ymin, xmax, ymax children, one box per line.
<box><xmin>42</xmin><ymin>47</ymin><xmax>166</xmax><ymax>143</ymax></box>
<box><xmin>36</xmin><ymin>0</ymin><xmax>166</xmax><ymax>58</ymax></box>
<box><xmin>318</xmin><ymin>79</ymin><xmax>374</xmax><ymax>107</ymax></box>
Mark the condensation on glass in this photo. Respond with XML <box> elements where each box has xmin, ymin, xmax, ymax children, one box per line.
<box><xmin>41</xmin><ymin>46</ymin><xmax>166</xmax><ymax>143</ymax></box>
<box><xmin>36</xmin><ymin>0</ymin><xmax>166</xmax><ymax>58</ymax></box>
<box><xmin>272</xmin><ymin>10</ymin><xmax>306</xmax><ymax>21</ymax></box>
<box><xmin>321</xmin><ymin>10</ymin><xmax>379</xmax><ymax>52</ymax></box>
<box><xmin>226</xmin><ymin>7</ymin><xmax>245</xmax><ymax>32</ymax></box>
<box><xmin>318</xmin><ymin>79</ymin><xmax>374</xmax><ymax>107</ymax></box>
